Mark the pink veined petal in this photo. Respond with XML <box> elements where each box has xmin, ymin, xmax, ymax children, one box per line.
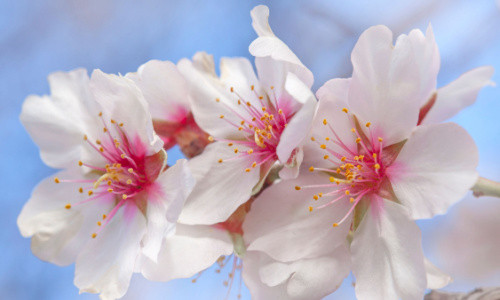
<box><xmin>74</xmin><ymin>202</ymin><xmax>147</xmax><ymax>300</ymax></box>
<box><xmin>421</xmin><ymin>66</ymin><xmax>495</xmax><ymax>124</ymax></box>
<box><xmin>351</xmin><ymin>198</ymin><xmax>427</xmax><ymax>300</ymax></box>
<box><xmin>126</xmin><ymin>60</ymin><xmax>190</xmax><ymax>122</ymax></box>
<box><xmin>244</xmin><ymin>172</ymin><xmax>351</xmax><ymax>262</ymax></box>
<box><xmin>89</xmin><ymin>69</ymin><xmax>163</xmax><ymax>155</ymax></box>
<box><xmin>349</xmin><ymin>25</ymin><xmax>422</xmax><ymax>146</ymax></box>
<box><xmin>178</xmin><ymin>142</ymin><xmax>260</xmax><ymax>225</ymax></box>
<box><xmin>387</xmin><ymin>122</ymin><xmax>478</xmax><ymax>219</ymax></box>
<box><xmin>275</xmin><ymin>72</ymin><xmax>317</xmax><ymax>166</ymax></box>
<box><xmin>19</xmin><ymin>69</ymin><xmax>100</xmax><ymax>169</ymax></box>
<box><xmin>140</xmin><ymin>224</ymin><xmax>233</xmax><ymax>282</ymax></box>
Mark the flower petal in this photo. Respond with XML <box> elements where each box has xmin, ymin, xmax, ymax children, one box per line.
<box><xmin>140</xmin><ymin>224</ymin><xmax>233</xmax><ymax>281</ymax></box>
<box><xmin>244</xmin><ymin>172</ymin><xmax>351</xmax><ymax>262</ymax></box>
<box><xmin>351</xmin><ymin>198</ymin><xmax>426</xmax><ymax>300</ymax></box>
<box><xmin>276</xmin><ymin>72</ymin><xmax>317</xmax><ymax>166</ymax></box>
<box><xmin>178</xmin><ymin>142</ymin><xmax>260</xmax><ymax>225</ymax></box>
<box><xmin>126</xmin><ymin>60</ymin><xmax>190</xmax><ymax>122</ymax></box>
<box><xmin>89</xmin><ymin>69</ymin><xmax>163</xmax><ymax>155</ymax></box>
<box><xmin>250</xmin><ymin>5</ymin><xmax>313</xmax><ymax>89</ymax></box>
<box><xmin>349</xmin><ymin>25</ymin><xmax>422</xmax><ymax>145</ymax></box>
<box><xmin>19</xmin><ymin>69</ymin><xmax>99</xmax><ymax>169</ymax></box>
<box><xmin>425</xmin><ymin>258</ymin><xmax>452</xmax><ymax>289</ymax></box>
<box><xmin>387</xmin><ymin>122</ymin><xmax>478</xmax><ymax>219</ymax></box>
<box><xmin>74</xmin><ymin>203</ymin><xmax>146</xmax><ymax>300</ymax></box>
<box><xmin>421</xmin><ymin>66</ymin><xmax>495</xmax><ymax>124</ymax></box>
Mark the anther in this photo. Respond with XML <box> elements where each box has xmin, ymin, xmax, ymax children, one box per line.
<box><xmin>98</xmin><ymin>112</ymin><xmax>103</xmax><ymax>117</ymax></box>
<box><xmin>83</xmin><ymin>135</ymin><xmax>88</xmax><ymax>141</ymax></box>
<box><xmin>245</xmin><ymin>168</ymin><xmax>251</xmax><ymax>172</ymax></box>
<box><xmin>97</xmin><ymin>221</ymin><xmax>101</xmax><ymax>226</ymax></box>
<box><xmin>218</xmin><ymin>159</ymin><xmax>223</xmax><ymax>163</ymax></box>
<box><xmin>234</xmin><ymin>148</ymin><xmax>238</xmax><ymax>153</ymax></box>
<box><xmin>295</xmin><ymin>186</ymin><xmax>301</xmax><ymax>191</ymax></box>
<box><xmin>230</xmin><ymin>87</ymin><xmax>234</xmax><ymax>92</ymax></box>
<box><xmin>88</xmin><ymin>191</ymin><xmax>93</xmax><ymax>196</ymax></box>
<box><xmin>345</xmin><ymin>190</ymin><xmax>350</xmax><ymax>195</ymax></box>
<box><xmin>324</xmin><ymin>155</ymin><xmax>329</xmax><ymax>160</ymax></box>
<box><xmin>378</xmin><ymin>137</ymin><xmax>383</xmax><ymax>142</ymax></box>
<box><xmin>333</xmin><ymin>223</ymin><xmax>339</xmax><ymax>227</ymax></box>
<box><xmin>251</xmin><ymin>85</ymin><xmax>254</xmax><ymax>90</ymax></box>
<box><xmin>208</xmin><ymin>136</ymin><xmax>214</xmax><ymax>142</ymax></box>
<box><xmin>350</xmin><ymin>197</ymin><xmax>355</xmax><ymax>203</ymax></box>
<box><xmin>215</xmin><ymin>98</ymin><xmax>220</xmax><ymax>102</ymax></box>
<box><xmin>92</xmin><ymin>233</ymin><xmax>97</xmax><ymax>238</ymax></box>
<box><xmin>320</xmin><ymin>144</ymin><xmax>326</xmax><ymax>149</ymax></box>
<box><xmin>365</xmin><ymin>122</ymin><xmax>371</xmax><ymax>127</ymax></box>
<box><xmin>310</xmin><ymin>137</ymin><xmax>315</xmax><ymax>141</ymax></box>
<box><xmin>65</xmin><ymin>204</ymin><xmax>71</xmax><ymax>209</ymax></box>
<box><xmin>128</xmin><ymin>168</ymin><xmax>134</xmax><ymax>173</ymax></box>
<box><xmin>122</xmin><ymin>194</ymin><xmax>128</xmax><ymax>200</ymax></box>
<box><xmin>219</xmin><ymin>115</ymin><xmax>224</xmax><ymax>119</ymax></box>
<box><xmin>79</xmin><ymin>187</ymin><xmax>83</xmax><ymax>193</ymax></box>
<box><xmin>78</xmin><ymin>161</ymin><xmax>83</xmax><ymax>166</ymax></box>
<box><xmin>126</xmin><ymin>179</ymin><xmax>133</xmax><ymax>184</ymax></box>
<box><xmin>103</xmin><ymin>214</ymin><xmax>107</xmax><ymax>220</ymax></box>
<box><xmin>309</xmin><ymin>166</ymin><xmax>314</xmax><ymax>172</ymax></box>
<box><xmin>374</xmin><ymin>164</ymin><xmax>381</xmax><ymax>170</ymax></box>
<box><xmin>323</xmin><ymin>119</ymin><xmax>328</xmax><ymax>125</ymax></box>
<box><xmin>342</xmin><ymin>108</ymin><xmax>349</xmax><ymax>113</ymax></box>
<box><xmin>308</xmin><ymin>206</ymin><xmax>313</xmax><ymax>212</ymax></box>
<box><xmin>247</xmin><ymin>149</ymin><xmax>254</xmax><ymax>154</ymax></box>
<box><xmin>54</xmin><ymin>177</ymin><xmax>60</xmax><ymax>184</ymax></box>
<box><xmin>251</xmin><ymin>162</ymin><xmax>257</xmax><ymax>168</ymax></box>
<box><xmin>313</xmin><ymin>195</ymin><xmax>319</xmax><ymax>200</ymax></box>
<box><xmin>355</xmin><ymin>138</ymin><xmax>361</xmax><ymax>143</ymax></box>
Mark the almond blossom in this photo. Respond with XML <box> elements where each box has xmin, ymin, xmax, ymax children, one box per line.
<box><xmin>18</xmin><ymin>69</ymin><xmax>194</xmax><ymax>300</ymax></box>
<box><xmin>126</xmin><ymin>60</ymin><xmax>210</xmax><ymax>158</ymax></box>
<box><xmin>176</xmin><ymin>5</ymin><xmax>317</xmax><ymax>225</ymax></box>
<box><xmin>243</xmin><ymin>24</ymin><xmax>490</xmax><ymax>300</ymax></box>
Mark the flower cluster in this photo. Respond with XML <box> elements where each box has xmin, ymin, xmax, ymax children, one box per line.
<box><xmin>18</xmin><ymin>5</ymin><xmax>494</xmax><ymax>300</ymax></box>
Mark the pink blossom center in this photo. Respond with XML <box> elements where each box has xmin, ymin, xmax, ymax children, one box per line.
<box><xmin>216</xmin><ymin>85</ymin><xmax>293</xmax><ymax>172</ymax></box>
<box><xmin>298</xmin><ymin>108</ymin><xmax>389</xmax><ymax>227</ymax></box>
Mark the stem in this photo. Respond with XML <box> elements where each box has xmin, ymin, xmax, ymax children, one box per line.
<box><xmin>471</xmin><ymin>177</ymin><xmax>500</xmax><ymax>198</ymax></box>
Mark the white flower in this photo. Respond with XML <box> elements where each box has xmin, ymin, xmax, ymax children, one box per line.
<box><xmin>177</xmin><ymin>5</ymin><xmax>317</xmax><ymax>225</ymax></box>
<box><xmin>126</xmin><ymin>60</ymin><xmax>210</xmax><ymax>158</ymax></box>
<box><xmin>244</xmin><ymin>24</ymin><xmax>488</xmax><ymax>300</ymax></box>
<box><xmin>18</xmin><ymin>69</ymin><xmax>195</xmax><ymax>300</ymax></box>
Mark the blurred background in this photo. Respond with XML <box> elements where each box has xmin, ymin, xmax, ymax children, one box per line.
<box><xmin>1</xmin><ymin>0</ymin><xmax>499</xmax><ymax>299</ymax></box>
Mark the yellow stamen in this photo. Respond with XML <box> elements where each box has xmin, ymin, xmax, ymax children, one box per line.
<box><xmin>92</xmin><ymin>233</ymin><xmax>97</xmax><ymax>238</ymax></box>
<box><xmin>309</xmin><ymin>166</ymin><xmax>314</xmax><ymax>172</ymax></box>
<box><xmin>308</xmin><ymin>206</ymin><xmax>313</xmax><ymax>212</ymax></box>
<box><xmin>54</xmin><ymin>177</ymin><xmax>60</xmax><ymax>183</ymax></box>
<box><xmin>323</xmin><ymin>119</ymin><xmax>328</xmax><ymax>125</ymax></box>
<box><xmin>342</xmin><ymin>108</ymin><xmax>348</xmax><ymax>113</ymax></box>
<box><xmin>295</xmin><ymin>186</ymin><xmax>301</xmax><ymax>191</ymax></box>
<box><xmin>65</xmin><ymin>204</ymin><xmax>71</xmax><ymax>209</ymax></box>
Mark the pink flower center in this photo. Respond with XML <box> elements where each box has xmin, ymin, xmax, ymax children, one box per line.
<box><xmin>215</xmin><ymin>85</ymin><xmax>291</xmax><ymax>172</ymax></box>
<box><xmin>54</xmin><ymin>112</ymin><xmax>159</xmax><ymax>238</ymax></box>
<box><xmin>297</xmin><ymin>108</ymin><xmax>388</xmax><ymax>227</ymax></box>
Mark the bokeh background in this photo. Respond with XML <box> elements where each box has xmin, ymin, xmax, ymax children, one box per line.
<box><xmin>1</xmin><ymin>0</ymin><xmax>500</xmax><ymax>299</ymax></box>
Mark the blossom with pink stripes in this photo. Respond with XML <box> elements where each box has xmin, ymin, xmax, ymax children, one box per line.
<box><xmin>176</xmin><ymin>5</ymin><xmax>317</xmax><ymax>225</ymax></box>
<box><xmin>18</xmin><ymin>69</ymin><xmax>194</xmax><ymax>300</ymax></box>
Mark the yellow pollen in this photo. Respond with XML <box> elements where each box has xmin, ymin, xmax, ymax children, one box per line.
<box><xmin>278</xmin><ymin>109</ymin><xmax>283</xmax><ymax>115</ymax></box>
<box><xmin>92</xmin><ymin>233</ymin><xmax>97</xmax><ymax>238</ymax></box>
<box><xmin>240</xmin><ymin>120</ymin><xmax>245</xmax><ymax>125</ymax></box>
<box><xmin>320</xmin><ymin>144</ymin><xmax>326</xmax><ymax>149</ymax></box>
<box><xmin>329</xmin><ymin>177</ymin><xmax>335</xmax><ymax>183</ymax></box>
<box><xmin>309</xmin><ymin>166</ymin><xmax>314</xmax><ymax>172</ymax></box>
<box><xmin>54</xmin><ymin>177</ymin><xmax>60</xmax><ymax>183</ymax></box>
<box><xmin>262</xmin><ymin>107</ymin><xmax>266</xmax><ymax>112</ymax></box>
<box><xmin>65</xmin><ymin>204</ymin><xmax>71</xmax><ymax>209</ymax></box>
<box><xmin>245</xmin><ymin>168</ymin><xmax>251</xmax><ymax>172</ymax></box>
<box><xmin>308</xmin><ymin>206</ymin><xmax>313</xmax><ymax>212</ymax></box>
<box><xmin>319</xmin><ymin>192</ymin><xmax>323</xmax><ymax>197</ymax></box>
<box><xmin>323</xmin><ymin>119</ymin><xmax>328</xmax><ymax>125</ymax></box>
<box><xmin>88</xmin><ymin>190</ymin><xmax>93</xmax><ymax>196</ymax></box>
<box><xmin>103</xmin><ymin>127</ymin><xmax>107</xmax><ymax>133</ymax></box>
<box><xmin>342</xmin><ymin>108</ymin><xmax>348</xmax><ymax>113</ymax></box>
<box><xmin>310</xmin><ymin>137</ymin><xmax>315</xmax><ymax>141</ymax></box>
<box><xmin>372</xmin><ymin>153</ymin><xmax>377</xmax><ymax>158</ymax></box>
<box><xmin>98</xmin><ymin>112</ymin><xmax>103</xmax><ymax>117</ymax></box>
<box><xmin>79</xmin><ymin>187</ymin><xmax>83</xmax><ymax>193</ymax></box>
<box><xmin>247</xmin><ymin>149</ymin><xmax>254</xmax><ymax>154</ymax></box>
<box><xmin>325</xmin><ymin>137</ymin><xmax>330</xmax><ymax>141</ymax></box>
<box><xmin>99</xmin><ymin>147</ymin><xmax>104</xmax><ymax>152</ymax></box>
<box><xmin>333</xmin><ymin>223</ymin><xmax>339</xmax><ymax>227</ymax></box>
<box><xmin>345</xmin><ymin>190</ymin><xmax>350</xmax><ymax>195</ymax></box>
<box><xmin>378</xmin><ymin>137</ymin><xmax>383</xmax><ymax>142</ymax></box>
<box><xmin>228</xmin><ymin>143</ymin><xmax>233</xmax><ymax>146</ymax></box>
<box><xmin>313</xmin><ymin>195</ymin><xmax>319</xmax><ymax>200</ymax></box>
<box><xmin>128</xmin><ymin>168</ymin><xmax>134</xmax><ymax>173</ymax></box>
<box><xmin>107</xmin><ymin>180</ymin><xmax>112</xmax><ymax>186</ymax></box>
<box><xmin>107</xmin><ymin>188</ymin><xmax>113</xmax><ymax>193</ymax></box>
<box><xmin>96</xmin><ymin>140</ymin><xmax>101</xmax><ymax>145</ymax></box>
<box><xmin>350</xmin><ymin>197</ymin><xmax>355</xmax><ymax>203</ymax></box>
<box><xmin>234</xmin><ymin>148</ymin><xmax>239</xmax><ymax>153</ymax></box>
<box><xmin>324</xmin><ymin>155</ymin><xmax>329</xmax><ymax>160</ymax></box>
<box><xmin>251</xmin><ymin>85</ymin><xmax>254</xmax><ymax>90</ymax></box>
<box><xmin>246</xmin><ymin>101</ymin><xmax>251</xmax><ymax>106</ymax></box>
<box><xmin>351</xmin><ymin>128</ymin><xmax>356</xmax><ymax>133</ymax></box>
<box><xmin>295</xmin><ymin>186</ymin><xmax>301</xmax><ymax>191</ymax></box>
<box><xmin>341</xmin><ymin>156</ymin><xmax>346</xmax><ymax>162</ymax></box>
<box><xmin>230</xmin><ymin>87</ymin><xmax>234</xmax><ymax>92</ymax></box>
<box><xmin>374</xmin><ymin>163</ymin><xmax>381</xmax><ymax>170</ymax></box>
<box><xmin>122</xmin><ymin>194</ymin><xmax>128</xmax><ymax>200</ymax></box>
<box><xmin>83</xmin><ymin>135</ymin><xmax>88</xmax><ymax>141</ymax></box>
<box><xmin>121</xmin><ymin>153</ymin><xmax>126</xmax><ymax>159</ymax></box>
<box><xmin>238</xmin><ymin>100</ymin><xmax>241</xmax><ymax>105</ymax></box>
<box><xmin>252</xmin><ymin>162</ymin><xmax>257</xmax><ymax>168</ymax></box>
<box><xmin>215</xmin><ymin>98</ymin><xmax>220</xmax><ymax>102</ymax></box>
<box><xmin>126</xmin><ymin>179</ymin><xmax>133</xmax><ymax>184</ymax></box>
<box><xmin>270</xmin><ymin>85</ymin><xmax>274</xmax><ymax>89</ymax></box>
<box><xmin>355</xmin><ymin>138</ymin><xmax>361</xmax><ymax>143</ymax></box>
<box><xmin>103</xmin><ymin>214</ymin><xmax>107</xmax><ymax>220</ymax></box>
<box><xmin>97</xmin><ymin>221</ymin><xmax>101</xmax><ymax>226</ymax></box>
<box><xmin>336</xmin><ymin>168</ymin><xmax>341</xmax><ymax>173</ymax></box>
<box><xmin>219</xmin><ymin>115</ymin><xmax>224</xmax><ymax>119</ymax></box>
<box><xmin>208</xmin><ymin>136</ymin><xmax>214</xmax><ymax>142</ymax></box>
<box><xmin>365</xmin><ymin>122</ymin><xmax>371</xmax><ymax>127</ymax></box>
<box><xmin>119</xmin><ymin>123</ymin><xmax>124</xmax><ymax>127</ymax></box>
<box><xmin>259</xmin><ymin>96</ymin><xmax>263</xmax><ymax>100</ymax></box>
<box><xmin>218</xmin><ymin>159</ymin><xmax>223</xmax><ymax>163</ymax></box>
<box><xmin>238</xmin><ymin>127</ymin><xmax>243</xmax><ymax>131</ymax></box>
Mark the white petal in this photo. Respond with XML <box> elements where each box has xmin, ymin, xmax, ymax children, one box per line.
<box><xmin>89</xmin><ymin>69</ymin><xmax>163</xmax><ymax>155</ymax></box>
<box><xmin>178</xmin><ymin>142</ymin><xmax>260</xmax><ymax>225</ymax></box>
<box><xmin>421</xmin><ymin>66</ymin><xmax>495</xmax><ymax>124</ymax></box>
<box><xmin>351</xmin><ymin>199</ymin><xmax>426</xmax><ymax>300</ymax></box>
<box><xmin>424</xmin><ymin>258</ymin><xmax>452</xmax><ymax>289</ymax></box>
<box><xmin>141</xmin><ymin>158</ymin><xmax>194</xmax><ymax>262</ymax></box>
<box><xmin>278</xmin><ymin>147</ymin><xmax>303</xmax><ymax>180</ymax></box>
<box><xmin>244</xmin><ymin>172</ymin><xmax>351</xmax><ymax>262</ymax></box>
<box><xmin>140</xmin><ymin>224</ymin><xmax>233</xmax><ymax>281</ymax></box>
<box><xmin>406</xmin><ymin>25</ymin><xmax>440</xmax><ymax>106</ymax></box>
<box><xmin>276</xmin><ymin>73</ymin><xmax>317</xmax><ymax>165</ymax></box>
<box><xmin>127</xmin><ymin>60</ymin><xmax>190</xmax><ymax>122</ymax></box>
<box><xmin>74</xmin><ymin>203</ymin><xmax>146</xmax><ymax>300</ymax></box>
<box><xmin>349</xmin><ymin>25</ymin><xmax>422</xmax><ymax>145</ymax></box>
<box><xmin>220</xmin><ymin>57</ymin><xmax>263</xmax><ymax>103</ymax></box>
<box><xmin>19</xmin><ymin>69</ymin><xmax>98</xmax><ymax>169</ymax></box>
<box><xmin>387</xmin><ymin>123</ymin><xmax>478</xmax><ymax>219</ymax></box>
<box><xmin>243</xmin><ymin>252</ymin><xmax>289</xmax><ymax>300</ymax></box>
<box><xmin>177</xmin><ymin>54</ymin><xmax>247</xmax><ymax>140</ymax></box>
<box><xmin>250</xmin><ymin>6</ymin><xmax>313</xmax><ymax>89</ymax></box>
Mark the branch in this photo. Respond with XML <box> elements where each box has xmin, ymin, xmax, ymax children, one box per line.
<box><xmin>425</xmin><ymin>287</ymin><xmax>500</xmax><ymax>300</ymax></box>
<box><xmin>471</xmin><ymin>177</ymin><xmax>500</xmax><ymax>198</ymax></box>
